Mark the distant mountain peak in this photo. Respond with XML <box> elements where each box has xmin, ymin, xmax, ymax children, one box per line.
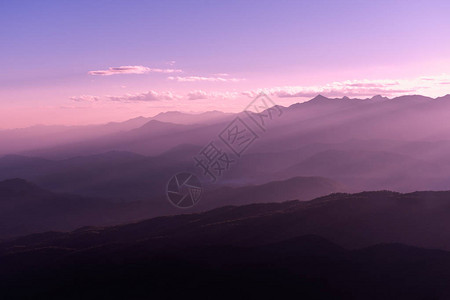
<box><xmin>310</xmin><ymin>94</ymin><xmax>330</xmax><ymax>102</ymax></box>
<box><xmin>391</xmin><ymin>94</ymin><xmax>433</xmax><ymax>103</ymax></box>
<box><xmin>435</xmin><ymin>94</ymin><xmax>450</xmax><ymax>101</ymax></box>
<box><xmin>154</xmin><ymin>111</ymin><xmax>184</xmax><ymax>117</ymax></box>
<box><xmin>129</xmin><ymin>116</ymin><xmax>147</xmax><ymax>121</ymax></box>
<box><xmin>136</xmin><ymin>119</ymin><xmax>181</xmax><ymax>131</ymax></box>
<box><xmin>368</xmin><ymin>95</ymin><xmax>389</xmax><ymax>102</ymax></box>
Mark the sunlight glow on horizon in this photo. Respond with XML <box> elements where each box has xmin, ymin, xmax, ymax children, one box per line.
<box><xmin>1</xmin><ymin>1</ymin><xmax>449</xmax><ymax>129</ymax></box>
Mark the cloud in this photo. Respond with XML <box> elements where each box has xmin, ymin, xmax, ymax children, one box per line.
<box><xmin>213</xmin><ymin>73</ymin><xmax>230</xmax><ymax>77</ymax></box>
<box><xmin>185</xmin><ymin>90</ymin><xmax>240</xmax><ymax>100</ymax></box>
<box><xmin>108</xmin><ymin>90</ymin><xmax>180</xmax><ymax>102</ymax></box>
<box><xmin>187</xmin><ymin>90</ymin><xmax>209</xmax><ymax>100</ymax></box>
<box><xmin>71</xmin><ymin>73</ymin><xmax>450</xmax><ymax>106</ymax></box>
<box><xmin>88</xmin><ymin>66</ymin><xmax>149</xmax><ymax>76</ymax></box>
<box><xmin>88</xmin><ymin>65</ymin><xmax>182</xmax><ymax>76</ymax></box>
<box><xmin>150</xmin><ymin>68</ymin><xmax>183</xmax><ymax>73</ymax></box>
<box><xmin>70</xmin><ymin>95</ymin><xmax>100</xmax><ymax>102</ymax></box>
<box><xmin>168</xmin><ymin>76</ymin><xmax>243</xmax><ymax>82</ymax></box>
<box><xmin>242</xmin><ymin>78</ymin><xmax>433</xmax><ymax>99</ymax></box>
<box><xmin>347</xmin><ymin>81</ymin><xmax>399</xmax><ymax>88</ymax></box>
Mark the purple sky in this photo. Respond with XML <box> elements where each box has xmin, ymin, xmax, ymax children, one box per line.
<box><xmin>1</xmin><ymin>0</ymin><xmax>450</xmax><ymax>128</ymax></box>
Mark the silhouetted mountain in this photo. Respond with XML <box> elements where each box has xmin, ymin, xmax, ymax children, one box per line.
<box><xmin>0</xmin><ymin>175</ymin><xmax>343</xmax><ymax>238</ymax></box>
<box><xmin>0</xmin><ymin>143</ymin><xmax>347</xmax><ymax>202</ymax></box>
<box><xmin>0</xmin><ymin>110</ymin><xmax>232</xmax><ymax>157</ymax></box>
<box><xmin>22</xmin><ymin>119</ymin><xmax>205</xmax><ymax>159</ymax></box>
<box><xmin>0</xmin><ymin>178</ymin><xmax>162</xmax><ymax>238</ymax></box>
<box><xmin>435</xmin><ymin>94</ymin><xmax>450</xmax><ymax>101</ymax></box>
<box><xmin>4</xmin><ymin>94</ymin><xmax>450</xmax><ymax>196</ymax></box>
<box><xmin>202</xmin><ymin>176</ymin><xmax>345</xmax><ymax>209</ymax></box>
<box><xmin>369</xmin><ymin>94</ymin><xmax>389</xmax><ymax>101</ymax></box>
<box><xmin>0</xmin><ymin>150</ymin><xmax>191</xmax><ymax>200</ymax></box>
<box><xmin>4</xmin><ymin>190</ymin><xmax>450</xmax><ymax>298</ymax></box>
<box><xmin>0</xmin><ymin>116</ymin><xmax>151</xmax><ymax>156</ymax></box>
<box><xmin>309</xmin><ymin>94</ymin><xmax>330</xmax><ymax>103</ymax></box>
<box><xmin>4</xmin><ymin>190</ymin><xmax>450</xmax><ymax>252</ymax></box>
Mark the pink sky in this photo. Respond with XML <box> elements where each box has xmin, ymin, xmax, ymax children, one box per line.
<box><xmin>1</xmin><ymin>1</ymin><xmax>449</xmax><ymax>129</ymax></box>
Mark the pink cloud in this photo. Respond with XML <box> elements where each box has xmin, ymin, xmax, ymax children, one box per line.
<box><xmin>212</xmin><ymin>73</ymin><xmax>230</xmax><ymax>77</ymax></box>
<box><xmin>108</xmin><ymin>90</ymin><xmax>180</xmax><ymax>102</ymax></box>
<box><xmin>70</xmin><ymin>90</ymin><xmax>240</xmax><ymax>104</ymax></box>
<box><xmin>150</xmin><ymin>68</ymin><xmax>183</xmax><ymax>74</ymax></box>
<box><xmin>168</xmin><ymin>76</ymin><xmax>243</xmax><ymax>82</ymax></box>
<box><xmin>347</xmin><ymin>81</ymin><xmax>399</xmax><ymax>88</ymax></box>
<box><xmin>187</xmin><ymin>90</ymin><xmax>209</xmax><ymax>100</ymax></box>
<box><xmin>88</xmin><ymin>65</ymin><xmax>182</xmax><ymax>76</ymax></box>
<box><xmin>72</xmin><ymin>74</ymin><xmax>450</xmax><ymax>107</ymax></box>
<box><xmin>70</xmin><ymin>95</ymin><xmax>100</xmax><ymax>102</ymax></box>
<box><xmin>271</xmin><ymin>88</ymin><xmax>413</xmax><ymax>98</ymax></box>
<box><xmin>243</xmin><ymin>78</ymin><xmax>424</xmax><ymax>99</ymax></box>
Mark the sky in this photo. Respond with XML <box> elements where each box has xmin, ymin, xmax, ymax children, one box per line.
<box><xmin>1</xmin><ymin>0</ymin><xmax>450</xmax><ymax>129</ymax></box>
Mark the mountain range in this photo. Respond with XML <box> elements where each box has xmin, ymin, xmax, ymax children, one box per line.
<box><xmin>3</xmin><ymin>190</ymin><xmax>450</xmax><ymax>299</ymax></box>
<box><xmin>1</xmin><ymin>94</ymin><xmax>450</xmax><ymax>236</ymax></box>
<box><xmin>2</xmin><ymin>94</ymin><xmax>450</xmax><ymax>298</ymax></box>
<box><xmin>2</xmin><ymin>94</ymin><xmax>450</xmax><ymax>195</ymax></box>
<box><xmin>0</xmin><ymin>175</ymin><xmax>343</xmax><ymax>238</ymax></box>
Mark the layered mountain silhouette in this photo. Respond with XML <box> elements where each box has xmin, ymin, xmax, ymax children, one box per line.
<box><xmin>0</xmin><ymin>110</ymin><xmax>233</xmax><ymax>157</ymax></box>
<box><xmin>0</xmin><ymin>116</ymin><xmax>151</xmax><ymax>156</ymax></box>
<box><xmin>3</xmin><ymin>94</ymin><xmax>450</xmax><ymax>298</ymax></box>
<box><xmin>0</xmin><ymin>178</ymin><xmax>155</xmax><ymax>238</ymax></box>
<box><xmin>0</xmin><ymin>175</ymin><xmax>343</xmax><ymax>238</ymax></box>
<box><xmin>4</xmin><ymin>189</ymin><xmax>450</xmax><ymax>250</ymax></box>
<box><xmin>1</xmin><ymin>94</ymin><xmax>450</xmax><ymax>239</ymax></box>
<box><xmin>2</xmin><ymin>94</ymin><xmax>450</xmax><ymax>192</ymax></box>
<box><xmin>3</xmin><ymin>190</ymin><xmax>450</xmax><ymax>299</ymax></box>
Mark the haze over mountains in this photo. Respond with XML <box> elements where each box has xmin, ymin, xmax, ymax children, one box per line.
<box><xmin>1</xmin><ymin>94</ymin><xmax>450</xmax><ymax>234</ymax></box>
<box><xmin>0</xmin><ymin>175</ymin><xmax>343</xmax><ymax>238</ymax></box>
<box><xmin>2</xmin><ymin>94</ymin><xmax>450</xmax><ymax>158</ymax></box>
<box><xmin>2</xmin><ymin>94</ymin><xmax>450</xmax><ymax>298</ymax></box>
<box><xmin>0</xmin><ymin>110</ymin><xmax>233</xmax><ymax>157</ymax></box>
<box><xmin>3</xmin><ymin>94</ymin><xmax>450</xmax><ymax>191</ymax></box>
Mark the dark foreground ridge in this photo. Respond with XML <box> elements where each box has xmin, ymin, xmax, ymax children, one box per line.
<box><xmin>2</xmin><ymin>234</ymin><xmax>450</xmax><ymax>299</ymax></box>
<box><xmin>3</xmin><ymin>190</ymin><xmax>450</xmax><ymax>299</ymax></box>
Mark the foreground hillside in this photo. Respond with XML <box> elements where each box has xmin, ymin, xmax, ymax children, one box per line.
<box><xmin>3</xmin><ymin>190</ymin><xmax>450</xmax><ymax>250</ymax></box>
<box><xmin>3</xmin><ymin>190</ymin><xmax>450</xmax><ymax>298</ymax></box>
<box><xmin>3</xmin><ymin>235</ymin><xmax>450</xmax><ymax>299</ymax></box>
